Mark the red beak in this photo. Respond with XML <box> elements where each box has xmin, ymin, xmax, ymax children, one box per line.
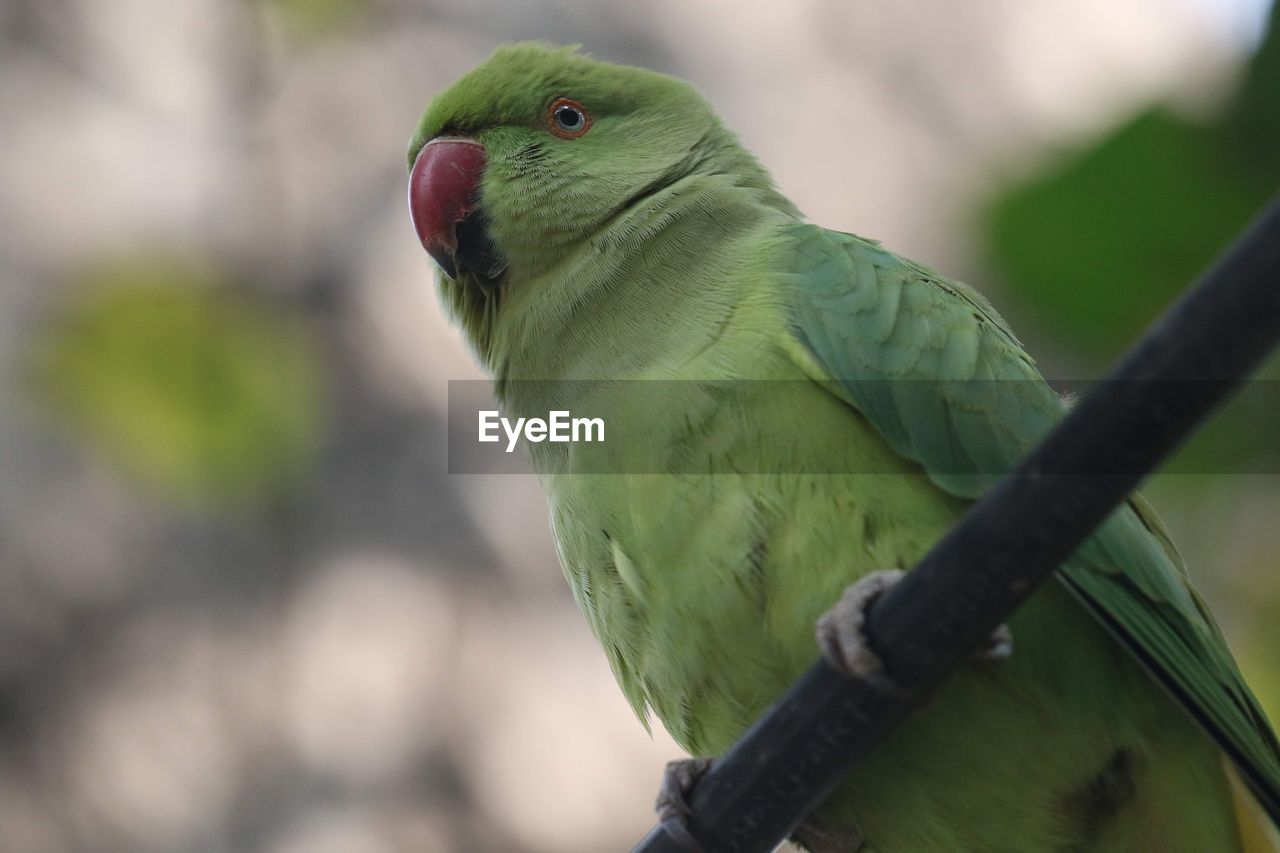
<box><xmin>408</xmin><ymin>137</ymin><xmax>487</xmax><ymax>278</ymax></box>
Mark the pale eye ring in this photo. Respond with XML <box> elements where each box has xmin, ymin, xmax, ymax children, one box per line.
<box><xmin>547</xmin><ymin>98</ymin><xmax>592</xmax><ymax>138</ymax></box>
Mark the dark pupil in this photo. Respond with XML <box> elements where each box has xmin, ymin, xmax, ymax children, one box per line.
<box><xmin>556</xmin><ymin>107</ymin><xmax>581</xmax><ymax>128</ymax></box>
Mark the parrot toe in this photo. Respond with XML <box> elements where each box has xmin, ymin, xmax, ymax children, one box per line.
<box><xmin>816</xmin><ymin>569</ymin><xmax>1013</xmax><ymax>687</ymax></box>
<box><xmin>815</xmin><ymin>569</ymin><xmax>906</xmax><ymax>686</ymax></box>
<box><xmin>655</xmin><ymin>757</ymin><xmax>714</xmax><ymax>852</ymax></box>
<box><xmin>982</xmin><ymin>622</ymin><xmax>1015</xmax><ymax>659</ymax></box>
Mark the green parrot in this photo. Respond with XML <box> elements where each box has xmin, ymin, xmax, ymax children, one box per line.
<box><xmin>407</xmin><ymin>43</ymin><xmax>1280</xmax><ymax>851</ymax></box>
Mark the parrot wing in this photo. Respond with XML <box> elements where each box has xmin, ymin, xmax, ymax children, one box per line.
<box><xmin>781</xmin><ymin>222</ymin><xmax>1280</xmax><ymax>817</ymax></box>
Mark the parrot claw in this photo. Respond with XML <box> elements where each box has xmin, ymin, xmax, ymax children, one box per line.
<box><xmin>816</xmin><ymin>570</ymin><xmax>1013</xmax><ymax>686</ymax></box>
<box><xmin>984</xmin><ymin>622</ymin><xmax>1015</xmax><ymax>659</ymax></box>
<box><xmin>655</xmin><ymin>757</ymin><xmax>713</xmax><ymax>852</ymax></box>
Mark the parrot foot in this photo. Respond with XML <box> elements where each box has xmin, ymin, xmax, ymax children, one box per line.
<box><xmin>815</xmin><ymin>569</ymin><xmax>906</xmax><ymax>686</ymax></box>
<box><xmin>816</xmin><ymin>570</ymin><xmax>1013</xmax><ymax>686</ymax></box>
<box><xmin>655</xmin><ymin>757</ymin><xmax>713</xmax><ymax>852</ymax></box>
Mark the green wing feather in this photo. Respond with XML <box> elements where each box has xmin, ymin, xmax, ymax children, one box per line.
<box><xmin>783</xmin><ymin>222</ymin><xmax>1280</xmax><ymax>813</ymax></box>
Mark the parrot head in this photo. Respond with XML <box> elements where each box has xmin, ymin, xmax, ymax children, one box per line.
<box><xmin>407</xmin><ymin>42</ymin><xmax>794</xmax><ymax>362</ymax></box>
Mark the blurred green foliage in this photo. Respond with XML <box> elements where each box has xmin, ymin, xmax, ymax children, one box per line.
<box><xmin>268</xmin><ymin>0</ymin><xmax>368</xmax><ymax>38</ymax></box>
<box><xmin>1242</xmin><ymin>603</ymin><xmax>1280</xmax><ymax>721</ymax></box>
<box><xmin>986</xmin><ymin>12</ymin><xmax>1280</xmax><ymax>474</ymax></box>
<box><xmin>987</xmin><ymin>13</ymin><xmax>1280</xmax><ymax>365</ymax></box>
<box><xmin>37</xmin><ymin>260</ymin><xmax>326</xmax><ymax>509</ymax></box>
<box><xmin>984</xmin><ymin>10</ymin><xmax>1280</xmax><ymax>476</ymax></box>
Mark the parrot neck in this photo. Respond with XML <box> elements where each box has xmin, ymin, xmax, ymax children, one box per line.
<box><xmin>494</xmin><ymin>124</ymin><xmax>797</xmax><ymax>277</ymax></box>
<box><xmin>450</xmin><ymin>122</ymin><xmax>801</xmax><ymax>379</ymax></box>
<box><xmin>487</xmin><ymin>172</ymin><xmax>794</xmax><ymax>384</ymax></box>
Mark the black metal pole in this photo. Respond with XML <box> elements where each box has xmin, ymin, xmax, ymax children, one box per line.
<box><xmin>633</xmin><ymin>195</ymin><xmax>1280</xmax><ymax>853</ymax></box>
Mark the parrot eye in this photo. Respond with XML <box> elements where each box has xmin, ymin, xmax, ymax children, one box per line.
<box><xmin>547</xmin><ymin>98</ymin><xmax>592</xmax><ymax>139</ymax></box>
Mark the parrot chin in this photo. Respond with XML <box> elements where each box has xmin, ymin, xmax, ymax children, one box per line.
<box><xmin>408</xmin><ymin>137</ymin><xmax>508</xmax><ymax>282</ymax></box>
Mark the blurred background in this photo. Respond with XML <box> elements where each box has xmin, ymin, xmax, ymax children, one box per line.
<box><xmin>2</xmin><ymin>0</ymin><xmax>1278</xmax><ymax>850</ymax></box>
